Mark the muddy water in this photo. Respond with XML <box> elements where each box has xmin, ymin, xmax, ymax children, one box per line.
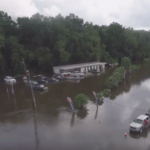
<box><xmin>1</xmin><ymin>66</ymin><xmax>150</xmax><ymax>150</ymax></box>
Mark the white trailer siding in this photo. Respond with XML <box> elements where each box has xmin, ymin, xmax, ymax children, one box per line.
<box><xmin>53</xmin><ymin>62</ymin><xmax>107</xmax><ymax>74</ymax></box>
<box><xmin>80</xmin><ymin>67</ymin><xmax>85</xmax><ymax>73</ymax></box>
<box><xmin>53</xmin><ymin>68</ymin><xmax>60</xmax><ymax>74</ymax></box>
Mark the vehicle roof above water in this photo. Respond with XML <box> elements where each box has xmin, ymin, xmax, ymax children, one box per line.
<box><xmin>137</xmin><ymin>115</ymin><xmax>148</xmax><ymax>120</ymax></box>
<box><xmin>5</xmin><ymin>76</ymin><xmax>14</xmax><ymax>79</ymax></box>
<box><xmin>31</xmin><ymin>80</ymin><xmax>38</xmax><ymax>84</ymax></box>
<box><xmin>34</xmin><ymin>75</ymin><xmax>45</xmax><ymax>77</ymax></box>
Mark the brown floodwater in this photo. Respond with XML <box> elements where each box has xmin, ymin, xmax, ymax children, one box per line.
<box><xmin>1</xmin><ymin>66</ymin><xmax>150</xmax><ymax>150</ymax></box>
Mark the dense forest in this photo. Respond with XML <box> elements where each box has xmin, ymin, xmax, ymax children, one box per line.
<box><xmin>0</xmin><ymin>10</ymin><xmax>150</xmax><ymax>76</ymax></box>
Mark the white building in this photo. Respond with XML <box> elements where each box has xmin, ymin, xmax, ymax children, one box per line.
<box><xmin>53</xmin><ymin>62</ymin><xmax>107</xmax><ymax>74</ymax></box>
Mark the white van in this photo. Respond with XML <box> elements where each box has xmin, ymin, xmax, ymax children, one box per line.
<box><xmin>4</xmin><ymin>76</ymin><xmax>16</xmax><ymax>84</ymax></box>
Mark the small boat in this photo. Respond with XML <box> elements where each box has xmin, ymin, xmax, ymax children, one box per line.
<box><xmin>4</xmin><ymin>76</ymin><xmax>16</xmax><ymax>84</ymax></box>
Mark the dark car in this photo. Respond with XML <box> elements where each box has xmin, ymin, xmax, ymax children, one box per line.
<box><xmin>33</xmin><ymin>75</ymin><xmax>48</xmax><ymax>84</ymax></box>
<box><xmin>52</xmin><ymin>74</ymin><xmax>64</xmax><ymax>81</ymax></box>
<box><xmin>47</xmin><ymin>77</ymin><xmax>59</xmax><ymax>83</ymax></box>
<box><xmin>26</xmin><ymin>80</ymin><xmax>48</xmax><ymax>91</ymax></box>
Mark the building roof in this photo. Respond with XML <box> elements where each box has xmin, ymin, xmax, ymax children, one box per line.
<box><xmin>53</xmin><ymin>62</ymin><xmax>107</xmax><ymax>70</ymax></box>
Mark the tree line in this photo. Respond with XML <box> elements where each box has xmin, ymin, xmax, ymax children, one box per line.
<box><xmin>0</xmin><ymin>10</ymin><xmax>150</xmax><ymax>76</ymax></box>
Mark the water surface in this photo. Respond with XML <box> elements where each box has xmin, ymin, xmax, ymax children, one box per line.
<box><xmin>1</xmin><ymin>67</ymin><xmax>150</xmax><ymax>150</ymax></box>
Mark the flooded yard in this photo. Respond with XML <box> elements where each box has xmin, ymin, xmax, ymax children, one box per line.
<box><xmin>1</xmin><ymin>67</ymin><xmax>150</xmax><ymax>150</ymax></box>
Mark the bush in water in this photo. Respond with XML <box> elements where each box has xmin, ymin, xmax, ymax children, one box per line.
<box><xmin>102</xmin><ymin>89</ymin><xmax>110</xmax><ymax>97</ymax></box>
<box><xmin>74</xmin><ymin>94</ymin><xmax>88</xmax><ymax>109</ymax></box>
<box><xmin>105</xmin><ymin>66</ymin><xmax>124</xmax><ymax>89</ymax></box>
<box><xmin>144</xmin><ymin>58</ymin><xmax>150</xmax><ymax>65</ymax></box>
<box><xmin>97</xmin><ymin>89</ymin><xmax>110</xmax><ymax>100</ymax></box>
<box><xmin>97</xmin><ymin>92</ymin><xmax>103</xmax><ymax>101</ymax></box>
<box><xmin>130</xmin><ymin>65</ymin><xmax>139</xmax><ymax>72</ymax></box>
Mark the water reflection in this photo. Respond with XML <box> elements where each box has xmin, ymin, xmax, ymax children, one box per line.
<box><xmin>3</xmin><ymin>83</ymin><xmax>18</xmax><ymax>110</ymax></box>
<box><xmin>129</xmin><ymin>127</ymin><xmax>150</xmax><ymax>139</ymax></box>
<box><xmin>70</xmin><ymin>112</ymin><xmax>75</xmax><ymax>127</ymax></box>
<box><xmin>0</xmin><ymin>66</ymin><xmax>150</xmax><ymax>149</ymax></box>
<box><xmin>66</xmin><ymin>80</ymin><xmax>80</xmax><ymax>83</ymax></box>
<box><xmin>33</xmin><ymin>110</ymin><xmax>40</xmax><ymax>150</ymax></box>
<box><xmin>5</xmin><ymin>84</ymin><xmax>10</xmax><ymax>99</ymax></box>
<box><xmin>95</xmin><ymin>105</ymin><xmax>98</xmax><ymax>119</ymax></box>
<box><xmin>12</xmin><ymin>96</ymin><xmax>17</xmax><ymax>110</ymax></box>
<box><xmin>110</xmin><ymin>66</ymin><xmax>150</xmax><ymax>100</ymax></box>
<box><xmin>77</xmin><ymin>107</ymin><xmax>89</xmax><ymax>119</ymax></box>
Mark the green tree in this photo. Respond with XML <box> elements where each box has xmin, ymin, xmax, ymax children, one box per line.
<box><xmin>53</xmin><ymin>41</ymin><xmax>70</xmax><ymax>65</ymax></box>
<box><xmin>0</xmin><ymin>10</ymin><xmax>150</xmax><ymax>76</ymax></box>
<box><xmin>0</xmin><ymin>34</ymin><xmax>5</xmax><ymax>48</ymax></box>
<box><xmin>0</xmin><ymin>11</ymin><xmax>17</xmax><ymax>37</ymax></box>
<box><xmin>9</xmin><ymin>36</ymin><xmax>25</xmax><ymax>75</ymax></box>
<box><xmin>105</xmin><ymin>23</ymin><xmax>126</xmax><ymax>63</ymax></box>
<box><xmin>121</xmin><ymin>57</ymin><xmax>131</xmax><ymax>70</ymax></box>
<box><xmin>105</xmin><ymin>67</ymin><xmax>124</xmax><ymax>89</ymax></box>
<box><xmin>35</xmin><ymin>47</ymin><xmax>52</xmax><ymax>72</ymax></box>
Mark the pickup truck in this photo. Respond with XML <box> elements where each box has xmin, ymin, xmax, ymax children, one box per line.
<box><xmin>129</xmin><ymin>114</ymin><xmax>150</xmax><ymax>133</ymax></box>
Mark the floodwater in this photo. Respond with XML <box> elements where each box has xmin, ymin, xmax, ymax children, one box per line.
<box><xmin>1</xmin><ymin>66</ymin><xmax>150</xmax><ymax>150</ymax></box>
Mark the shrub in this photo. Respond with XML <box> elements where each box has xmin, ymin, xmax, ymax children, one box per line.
<box><xmin>105</xmin><ymin>67</ymin><xmax>124</xmax><ymax>89</ymax></box>
<box><xmin>74</xmin><ymin>94</ymin><xmax>88</xmax><ymax>109</ymax></box>
<box><xmin>102</xmin><ymin>89</ymin><xmax>110</xmax><ymax>97</ymax></box>
<box><xmin>97</xmin><ymin>92</ymin><xmax>103</xmax><ymax>100</ymax></box>
<box><xmin>130</xmin><ymin>65</ymin><xmax>139</xmax><ymax>71</ymax></box>
<box><xmin>144</xmin><ymin>58</ymin><xmax>150</xmax><ymax>65</ymax></box>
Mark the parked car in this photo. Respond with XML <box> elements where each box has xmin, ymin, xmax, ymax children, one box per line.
<box><xmin>72</xmin><ymin>71</ymin><xmax>84</xmax><ymax>77</ymax></box>
<box><xmin>66</xmin><ymin>74</ymin><xmax>81</xmax><ymax>80</ymax></box>
<box><xmin>4</xmin><ymin>76</ymin><xmax>16</xmax><ymax>84</ymax></box>
<box><xmin>33</xmin><ymin>75</ymin><xmax>48</xmax><ymax>84</ymax></box>
<box><xmin>61</xmin><ymin>72</ymin><xmax>72</xmax><ymax>77</ymax></box>
<box><xmin>46</xmin><ymin>77</ymin><xmax>59</xmax><ymax>83</ymax></box>
<box><xmin>129</xmin><ymin>115</ymin><xmax>150</xmax><ymax>133</ymax></box>
<box><xmin>53</xmin><ymin>74</ymin><xmax>65</xmax><ymax>81</ymax></box>
<box><xmin>88</xmin><ymin>69</ymin><xmax>100</xmax><ymax>73</ymax></box>
<box><xmin>26</xmin><ymin>80</ymin><xmax>48</xmax><ymax>91</ymax></box>
<box><xmin>23</xmin><ymin>76</ymin><xmax>27</xmax><ymax>82</ymax></box>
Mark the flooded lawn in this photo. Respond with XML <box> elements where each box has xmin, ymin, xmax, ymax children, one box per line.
<box><xmin>1</xmin><ymin>67</ymin><xmax>150</xmax><ymax>150</ymax></box>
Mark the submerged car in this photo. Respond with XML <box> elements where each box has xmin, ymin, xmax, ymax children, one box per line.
<box><xmin>47</xmin><ymin>77</ymin><xmax>59</xmax><ymax>83</ymax></box>
<box><xmin>129</xmin><ymin>115</ymin><xmax>150</xmax><ymax>133</ymax></box>
<box><xmin>66</xmin><ymin>74</ymin><xmax>81</xmax><ymax>80</ymax></box>
<box><xmin>33</xmin><ymin>75</ymin><xmax>48</xmax><ymax>84</ymax></box>
<box><xmin>52</xmin><ymin>74</ymin><xmax>64</xmax><ymax>80</ymax></box>
<box><xmin>26</xmin><ymin>80</ymin><xmax>48</xmax><ymax>91</ymax></box>
<box><xmin>72</xmin><ymin>71</ymin><xmax>84</xmax><ymax>77</ymax></box>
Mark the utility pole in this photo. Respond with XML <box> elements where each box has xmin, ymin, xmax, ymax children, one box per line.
<box><xmin>22</xmin><ymin>58</ymin><xmax>36</xmax><ymax>109</ymax></box>
<box><xmin>22</xmin><ymin>58</ymin><xmax>27</xmax><ymax>74</ymax></box>
<box><xmin>26</xmin><ymin>70</ymin><xmax>36</xmax><ymax>109</ymax></box>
